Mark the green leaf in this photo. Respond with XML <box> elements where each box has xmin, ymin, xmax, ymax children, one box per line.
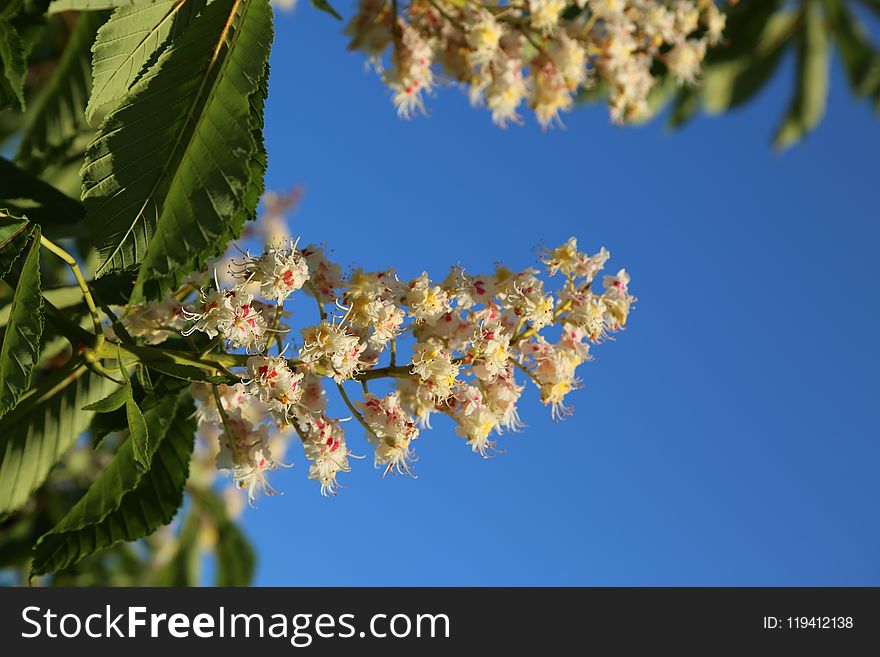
<box><xmin>827</xmin><ymin>0</ymin><xmax>880</xmax><ymax>97</ymax></box>
<box><xmin>143</xmin><ymin>359</ymin><xmax>230</xmax><ymax>383</ymax></box>
<box><xmin>0</xmin><ymin>0</ymin><xmax>52</xmax><ymax>111</ymax></box>
<box><xmin>0</xmin><ymin>158</ymin><xmax>86</xmax><ymax>235</ymax></box>
<box><xmin>203</xmin><ymin>490</ymin><xmax>255</xmax><ymax>586</ymax></box>
<box><xmin>702</xmin><ymin>11</ymin><xmax>798</xmax><ymax>115</ymax></box>
<box><xmin>310</xmin><ymin>0</ymin><xmax>341</xmax><ymax>21</ymax></box>
<box><xmin>86</xmin><ymin>0</ymin><xmax>206</xmax><ymax>125</ymax></box>
<box><xmin>575</xmin><ymin>78</ymin><xmax>609</xmax><ymax>106</ymax></box>
<box><xmin>153</xmin><ymin>507</ymin><xmax>201</xmax><ymax>586</ymax></box>
<box><xmin>0</xmin><ymin>225</ymin><xmax>44</xmax><ymax>420</ymax></box>
<box><xmin>31</xmin><ymin>392</ymin><xmax>195</xmax><ymax>576</ymax></box>
<box><xmin>0</xmin><ymin>210</ymin><xmax>31</xmax><ymax>254</ymax></box>
<box><xmin>48</xmin><ymin>0</ymin><xmax>156</xmax><ymax>13</ymax></box>
<box><xmin>0</xmin><ymin>16</ymin><xmax>26</xmax><ymax>110</ymax></box>
<box><xmin>125</xmin><ymin>395</ymin><xmax>149</xmax><ymax>468</ymax></box>
<box><xmin>82</xmin><ymin>379</ymin><xmax>131</xmax><ymax>411</ymax></box>
<box><xmin>14</xmin><ymin>12</ymin><xmax>108</xmax><ymax>175</ymax></box>
<box><xmin>0</xmin><ymin>362</ymin><xmax>120</xmax><ymax>517</ymax></box>
<box><xmin>773</xmin><ymin>1</ymin><xmax>830</xmax><ymax>150</ymax></box>
<box><xmin>706</xmin><ymin>0</ymin><xmax>784</xmax><ymax>64</ymax></box>
<box><xmin>81</xmin><ymin>0</ymin><xmax>274</xmax><ymax>303</ymax></box>
<box><xmin>666</xmin><ymin>86</ymin><xmax>700</xmax><ymax>129</ymax></box>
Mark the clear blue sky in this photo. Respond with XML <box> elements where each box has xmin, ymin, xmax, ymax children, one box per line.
<box><xmin>239</xmin><ymin>6</ymin><xmax>880</xmax><ymax>586</ymax></box>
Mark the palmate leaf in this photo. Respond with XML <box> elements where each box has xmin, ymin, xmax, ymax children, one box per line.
<box><xmin>81</xmin><ymin>0</ymin><xmax>274</xmax><ymax>302</ymax></box>
<box><xmin>773</xmin><ymin>0</ymin><xmax>830</xmax><ymax>150</ymax></box>
<box><xmin>0</xmin><ymin>361</ymin><xmax>120</xmax><ymax>517</ymax></box>
<box><xmin>31</xmin><ymin>392</ymin><xmax>195</xmax><ymax>576</ymax></box>
<box><xmin>86</xmin><ymin>0</ymin><xmax>206</xmax><ymax>125</ymax></box>
<box><xmin>15</xmin><ymin>11</ymin><xmax>109</xmax><ymax>175</ymax></box>
<box><xmin>0</xmin><ymin>221</ymin><xmax>44</xmax><ymax>420</ymax></box>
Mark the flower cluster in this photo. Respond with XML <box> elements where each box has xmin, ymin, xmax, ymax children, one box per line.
<box><xmin>345</xmin><ymin>0</ymin><xmax>726</xmax><ymax>127</ymax></box>
<box><xmin>127</xmin><ymin>228</ymin><xmax>634</xmax><ymax>503</ymax></box>
<box><xmin>357</xmin><ymin>392</ymin><xmax>420</xmax><ymax>476</ymax></box>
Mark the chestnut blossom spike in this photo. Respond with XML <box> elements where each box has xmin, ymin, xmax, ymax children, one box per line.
<box><xmin>345</xmin><ymin>0</ymin><xmax>723</xmax><ymax>127</ymax></box>
<box><xmin>168</xmin><ymin>231</ymin><xmax>634</xmax><ymax>502</ymax></box>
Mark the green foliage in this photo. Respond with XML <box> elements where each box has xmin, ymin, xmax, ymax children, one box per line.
<box><xmin>0</xmin><ymin>362</ymin><xmax>119</xmax><ymax>517</ymax></box>
<box><xmin>828</xmin><ymin>0</ymin><xmax>880</xmax><ymax>98</ymax></box>
<box><xmin>0</xmin><ymin>211</ymin><xmax>32</xmax><ymax>257</ymax></box>
<box><xmin>0</xmin><ymin>0</ymin><xmax>52</xmax><ymax>110</ymax></box>
<box><xmin>0</xmin><ymin>0</ymin><xmax>277</xmax><ymax>585</ymax></box>
<box><xmin>311</xmin><ymin>0</ymin><xmax>342</xmax><ymax>21</ymax></box>
<box><xmin>0</xmin><ymin>157</ymin><xmax>86</xmax><ymax>234</ymax></box>
<box><xmin>49</xmin><ymin>0</ymin><xmax>156</xmax><ymax>13</ymax></box>
<box><xmin>81</xmin><ymin>0</ymin><xmax>273</xmax><ymax>302</ymax></box>
<box><xmin>584</xmin><ymin>0</ymin><xmax>880</xmax><ymax>148</ymax></box>
<box><xmin>86</xmin><ymin>0</ymin><xmax>206</xmax><ymax>125</ymax></box>
<box><xmin>700</xmin><ymin>11</ymin><xmax>800</xmax><ymax>116</ymax></box>
<box><xmin>82</xmin><ymin>378</ymin><xmax>131</xmax><ymax>412</ymax></box>
<box><xmin>15</xmin><ymin>11</ymin><xmax>108</xmax><ymax>175</ymax></box>
<box><xmin>0</xmin><ymin>16</ymin><xmax>27</xmax><ymax>110</ymax></box>
<box><xmin>152</xmin><ymin>506</ymin><xmax>201</xmax><ymax>586</ymax></box>
<box><xmin>0</xmin><ymin>220</ymin><xmax>44</xmax><ymax>420</ymax></box>
<box><xmin>773</xmin><ymin>0</ymin><xmax>831</xmax><ymax>149</ymax></box>
<box><xmin>125</xmin><ymin>395</ymin><xmax>150</xmax><ymax>468</ymax></box>
<box><xmin>83</xmin><ymin>377</ymin><xmax>151</xmax><ymax>468</ymax></box>
<box><xmin>205</xmin><ymin>489</ymin><xmax>255</xmax><ymax>586</ymax></box>
<box><xmin>31</xmin><ymin>391</ymin><xmax>195</xmax><ymax>576</ymax></box>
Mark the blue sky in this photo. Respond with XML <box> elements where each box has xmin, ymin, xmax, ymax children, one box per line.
<box><xmin>238</xmin><ymin>5</ymin><xmax>880</xmax><ymax>585</ymax></box>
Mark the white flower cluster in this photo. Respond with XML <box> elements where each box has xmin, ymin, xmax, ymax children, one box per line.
<box><xmin>125</xmin><ymin>231</ymin><xmax>634</xmax><ymax>503</ymax></box>
<box><xmin>345</xmin><ymin>0</ymin><xmax>725</xmax><ymax>127</ymax></box>
<box><xmin>191</xmin><ymin>382</ymin><xmax>291</xmax><ymax>504</ymax></box>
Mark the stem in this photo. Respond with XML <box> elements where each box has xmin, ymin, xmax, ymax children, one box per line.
<box><xmin>511</xmin><ymin>298</ymin><xmax>573</xmax><ymax>344</ymax></box>
<box><xmin>14</xmin><ymin>357</ymin><xmax>85</xmax><ymax>409</ymax></box>
<box><xmin>307</xmin><ymin>281</ymin><xmax>327</xmax><ymax>321</ymax></box>
<box><xmin>39</xmin><ymin>235</ymin><xmax>103</xmax><ymax>350</ymax></box>
<box><xmin>336</xmin><ymin>381</ymin><xmax>376</xmax><ymax>439</ymax></box>
<box><xmin>391</xmin><ymin>0</ymin><xmax>403</xmax><ymax>69</ymax></box>
<box><xmin>512</xmin><ymin>358</ymin><xmax>540</xmax><ymax>386</ymax></box>
<box><xmin>211</xmin><ymin>384</ymin><xmax>234</xmax><ymax>442</ymax></box>
<box><xmin>199</xmin><ymin>336</ymin><xmax>222</xmax><ymax>358</ymax></box>
<box><xmin>358</xmin><ymin>364</ymin><xmax>413</xmax><ymax>382</ymax></box>
<box><xmin>271</xmin><ymin>305</ymin><xmax>284</xmax><ymax>355</ymax></box>
<box><xmin>91</xmin><ymin>289</ymin><xmax>135</xmax><ymax>345</ymax></box>
<box><xmin>390</xmin><ymin>338</ymin><xmax>397</xmax><ymax>367</ymax></box>
<box><xmin>427</xmin><ymin>0</ymin><xmax>458</xmax><ymax>25</ymax></box>
<box><xmin>581</xmin><ymin>11</ymin><xmax>598</xmax><ymax>38</ymax></box>
<box><xmin>96</xmin><ymin>339</ymin><xmax>256</xmax><ymax>377</ymax></box>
